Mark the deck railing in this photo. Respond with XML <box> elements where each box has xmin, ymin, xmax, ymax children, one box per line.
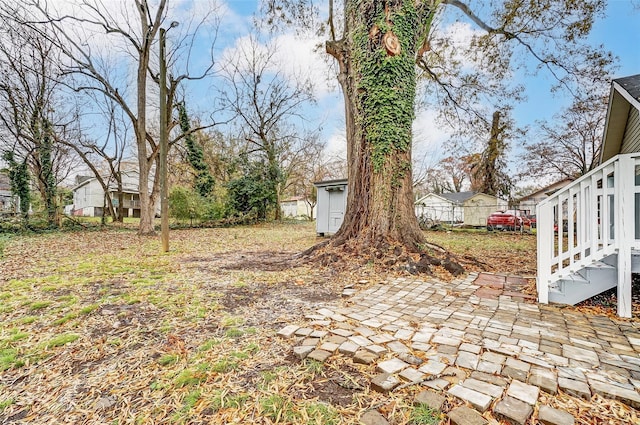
<box><xmin>536</xmin><ymin>153</ymin><xmax>640</xmax><ymax>317</ymax></box>
<box><xmin>122</xmin><ymin>199</ymin><xmax>141</xmax><ymax>209</ymax></box>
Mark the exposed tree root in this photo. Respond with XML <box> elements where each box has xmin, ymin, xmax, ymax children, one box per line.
<box><xmin>299</xmin><ymin>235</ymin><xmax>470</xmax><ymax>281</ymax></box>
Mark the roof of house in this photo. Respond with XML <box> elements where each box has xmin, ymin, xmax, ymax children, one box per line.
<box><xmin>519</xmin><ymin>178</ymin><xmax>574</xmax><ymax>201</ymax></box>
<box><xmin>601</xmin><ymin>74</ymin><xmax>640</xmax><ymax>162</ymax></box>
<box><xmin>72</xmin><ymin>176</ymin><xmax>138</xmax><ymax>193</ymax></box>
<box><xmin>439</xmin><ymin>191</ymin><xmax>478</xmax><ymax>204</ymax></box>
<box><xmin>417</xmin><ymin>191</ymin><xmax>477</xmax><ymax>205</ymax></box>
<box><xmin>417</xmin><ymin>191</ymin><xmax>506</xmax><ymax>205</ymax></box>
<box><xmin>616</xmin><ymin>74</ymin><xmax>640</xmax><ymax>102</ymax></box>
<box><xmin>281</xmin><ymin>196</ymin><xmax>307</xmax><ymax>203</ymax></box>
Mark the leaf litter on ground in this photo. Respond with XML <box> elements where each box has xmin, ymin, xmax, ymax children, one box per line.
<box><xmin>0</xmin><ymin>222</ymin><xmax>637</xmax><ymax>424</ymax></box>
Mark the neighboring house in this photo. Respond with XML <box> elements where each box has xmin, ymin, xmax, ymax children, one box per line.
<box><xmin>280</xmin><ymin>196</ymin><xmax>316</xmax><ymax>220</ymax></box>
<box><xmin>517</xmin><ymin>178</ymin><xmax>573</xmax><ymax>215</ymax></box>
<box><xmin>537</xmin><ymin>74</ymin><xmax>640</xmax><ymax>317</ymax></box>
<box><xmin>415</xmin><ymin>191</ymin><xmax>507</xmax><ymax>227</ymax></box>
<box><xmin>415</xmin><ymin>192</ymin><xmax>465</xmax><ymax>224</ymax></box>
<box><xmin>0</xmin><ymin>173</ymin><xmax>15</xmax><ymax>212</ymax></box>
<box><xmin>72</xmin><ymin>170</ymin><xmax>147</xmax><ymax>218</ymax></box>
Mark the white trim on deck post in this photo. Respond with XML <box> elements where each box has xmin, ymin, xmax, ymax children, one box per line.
<box><xmin>591</xmin><ymin>172</ymin><xmax>600</xmax><ymax>255</ymax></box>
<box><xmin>616</xmin><ymin>155</ymin><xmax>633</xmax><ymax>318</ymax></box>
<box><xmin>557</xmin><ymin>194</ymin><xmax>564</xmax><ymax>273</ymax></box>
<box><xmin>603</xmin><ymin>166</ymin><xmax>612</xmax><ymax>248</ymax></box>
<box><xmin>568</xmin><ymin>187</ymin><xmax>577</xmax><ymax>269</ymax></box>
<box><xmin>579</xmin><ymin>180</ymin><xmax>588</xmax><ymax>262</ymax></box>
<box><xmin>536</xmin><ymin>200</ymin><xmax>552</xmax><ymax>304</ymax></box>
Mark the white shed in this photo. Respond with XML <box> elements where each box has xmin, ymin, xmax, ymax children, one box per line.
<box><xmin>463</xmin><ymin>193</ymin><xmax>508</xmax><ymax>227</ymax></box>
<box><xmin>314</xmin><ymin>179</ymin><xmax>347</xmax><ymax>236</ymax></box>
<box><xmin>280</xmin><ymin>196</ymin><xmax>316</xmax><ymax>219</ymax></box>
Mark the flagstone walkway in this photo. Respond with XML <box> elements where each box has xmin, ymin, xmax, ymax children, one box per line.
<box><xmin>278</xmin><ymin>273</ymin><xmax>640</xmax><ymax>425</ymax></box>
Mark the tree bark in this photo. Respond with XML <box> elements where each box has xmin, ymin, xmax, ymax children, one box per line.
<box><xmin>326</xmin><ymin>0</ymin><xmax>431</xmax><ymax>251</ymax></box>
<box><xmin>136</xmin><ymin>35</ymin><xmax>153</xmax><ymax>235</ymax></box>
<box><xmin>135</xmin><ymin>0</ymin><xmax>164</xmax><ymax>235</ymax></box>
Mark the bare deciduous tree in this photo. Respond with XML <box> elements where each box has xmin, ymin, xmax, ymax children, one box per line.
<box><xmin>519</xmin><ymin>91</ymin><xmax>609</xmax><ymax>181</ymax></box>
<box><xmin>470</xmin><ymin>111</ymin><xmax>513</xmax><ymax>198</ymax></box>
<box><xmin>219</xmin><ymin>35</ymin><xmax>320</xmax><ymax>220</ymax></box>
<box><xmin>59</xmin><ymin>93</ymin><xmax>131</xmax><ymax>222</ymax></box>
<box><xmin>0</xmin><ymin>23</ymin><xmax>77</xmax><ymax>225</ymax></box>
<box><xmin>4</xmin><ymin>0</ymin><xmax>219</xmax><ymax>234</ymax></box>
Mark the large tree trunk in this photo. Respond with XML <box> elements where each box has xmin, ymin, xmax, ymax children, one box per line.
<box><xmin>116</xmin><ymin>188</ymin><xmax>124</xmax><ymax>222</ymax></box>
<box><xmin>135</xmin><ymin>1</ymin><xmax>158</xmax><ymax>236</ymax></box>
<box><xmin>327</xmin><ymin>0</ymin><xmax>428</xmax><ymax>251</ymax></box>
<box><xmin>137</xmin><ymin>158</ymin><xmax>155</xmax><ymax>235</ymax></box>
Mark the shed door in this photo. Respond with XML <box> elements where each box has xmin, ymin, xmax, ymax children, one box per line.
<box><xmin>328</xmin><ymin>190</ymin><xmax>344</xmax><ymax>233</ymax></box>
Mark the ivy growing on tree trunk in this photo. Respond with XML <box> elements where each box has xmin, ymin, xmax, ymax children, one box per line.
<box><xmin>177</xmin><ymin>103</ymin><xmax>215</xmax><ymax>198</ymax></box>
<box><xmin>39</xmin><ymin>121</ymin><xmax>57</xmax><ymax>225</ymax></box>
<box><xmin>325</xmin><ymin>0</ymin><xmax>433</xmax><ymax>251</ymax></box>
<box><xmin>2</xmin><ymin>151</ymin><xmax>31</xmax><ymax>220</ymax></box>
<box><xmin>266</xmin><ymin>0</ymin><xmax>612</xmax><ymax>270</ymax></box>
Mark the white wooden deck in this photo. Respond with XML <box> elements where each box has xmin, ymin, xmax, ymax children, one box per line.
<box><xmin>536</xmin><ymin>153</ymin><xmax>640</xmax><ymax>317</ymax></box>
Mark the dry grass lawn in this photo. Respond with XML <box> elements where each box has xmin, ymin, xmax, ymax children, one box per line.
<box><xmin>0</xmin><ymin>222</ymin><xmax>635</xmax><ymax>424</ymax></box>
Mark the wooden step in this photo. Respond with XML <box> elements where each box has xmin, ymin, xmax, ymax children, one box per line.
<box><xmin>557</xmin><ymin>272</ymin><xmax>589</xmax><ymax>284</ymax></box>
<box><xmin>586</xmin><ymin>261</ymin><xmax>615</xmax><ymax>269</ymax></box>
<box><xmin>549</xmin><ymin>264</ymin><xmax>617</xmax><ymax>306</ymax></box>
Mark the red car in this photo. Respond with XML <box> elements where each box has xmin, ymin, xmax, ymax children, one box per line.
<box><xmin>525</xmin><ymin>214</ymin><xmax>536</xmax><ymax>229</ymax></box>
<box><xmin>486</xmin><ymin>210</ymin><xmax>530</xmax><ymax>231</ymax></box>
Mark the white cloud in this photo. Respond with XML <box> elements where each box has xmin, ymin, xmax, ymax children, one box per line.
<box><xmin>270</xmin><ymin>34</ymin><xmax>337</xmax><ymax>99</ymax></box>
<box><xmin>412</xmin><ymin>108</ymin><xmax>453</xmax><ymax>160</ymax></box>
<box><xmin>324</xmin><ymin>129</ymin><xmax>346</xmax><ymax>159</ymax></box>
<box><xmin>436</xmin><ymin>21</ymin><xmax>486</xmax><ymax>73</ymax></box>
<box><xmin>440</xmin><ymin>21</ymin><xmax>480</xmax><ymax>47</ymax></box>
<box><xmin>320</xmin><ymin>107</ymin><xmax>452</xmax><ymax>173</ymax></box>
<box><xmin>220</xmin><ymin>32</ymin><xmax>337</xmax><ymax>100</ymax></box>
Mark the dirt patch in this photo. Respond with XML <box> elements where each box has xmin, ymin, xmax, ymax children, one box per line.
<box><xmin>186</xmin><ymin>251</ymin><xmax>298</xmax><ymax>272</ymax></box>
<box><xmin>286</xmin><ymin>363</ymin><xmax>367</xmax><ymax>407</ymax></box>
<box><xmin>89</xmin><ymin>302</ymin><xmax>165</xmax><ymax>338</ymax></box>
<box><xmin>217</xmin><ymin>281</ymin><xmax>339</xmax><ymax>329</ymax></box>
<box><xmin>219</xmin><ymin>282</ymin><xmax>336</xmax><ymax>310</ymax></box>
<box><xmin>1</xmin><ymin>408</ymin><xmax>29</xmax><ymax>423</ymax></box>
<box><xmin>307</xmin><ymin>366</ymin><xmax>367</xmax><ymax>406</ymax></box>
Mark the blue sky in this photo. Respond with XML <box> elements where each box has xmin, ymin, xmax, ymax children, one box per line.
<box><xmin>512</xmin><ymin>0</ymin><xmax>640</xmax><ymax>125</ymax></box>
<box><xmin>213</xmin><ymin>1</ymin><xmax>639</xmax><ymax>162</ymax></box>
<box><xmin>8</xmin><ymin>1</ymin><xmax>638</xmax><ymax>187</ymax></box>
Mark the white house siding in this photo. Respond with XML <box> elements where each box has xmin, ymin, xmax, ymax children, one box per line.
<box><xmin>0</xmin><ymin>190</ymin><xmax>14</xmax><ymax>211</ymax></box>
<box><xmin>621</xmin><ymin>108</ymin><xmax>640</xmax><ymax>154</ymax></box>
<box><xmin>281</xmin><ymin>201</ymin><xmax>298</xmax><ymax>218</ymax></box>
<box><xmin>415</xmin><ymin>195</ymin><xmax>462</xmax><ymax>224</ymax></box>
<box><xmin>518</xmin><ymin>179</ymin><xmax>573</xmax><ymax>215</ymax></box>
<box><xmin>73</xmin><ymin>180</ymin><xmax>105</xmax><ymax>215</ymax></box>
<box><xmin>72</xmin><ymin>173</ymin><xmax>147</xmax><ymax>218</ymax></box>
<box><xmin>281</xmin><ymin>199</ymin><xmax>316</xmax><ymax>219</ymax></box>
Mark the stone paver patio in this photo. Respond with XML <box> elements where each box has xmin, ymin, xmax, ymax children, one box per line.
<box><xmin>278</xmin><ymin>273</ymin><xmax>640</xmax><ymax>424</ymax></box>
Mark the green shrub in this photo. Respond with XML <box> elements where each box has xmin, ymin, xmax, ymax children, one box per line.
<box><xmin>169</xmin><ymin>186</ymin><xmax>205</xmax><ymax>222</ymax></box>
